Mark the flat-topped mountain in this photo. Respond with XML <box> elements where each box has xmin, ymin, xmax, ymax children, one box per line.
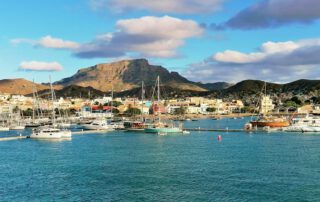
<box><xmin>54</xmin><ymin>59</ymin><xmax>207</xmax><ymax>92</ymax></box>
<box><xmin>0</xmin><ymin>78</ymin><xmax>53</xmax><ymax>95</ymax></box>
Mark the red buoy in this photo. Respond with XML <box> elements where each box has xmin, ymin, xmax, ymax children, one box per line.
<box><xmin>217</xmin><ymin>135</ymin><xmax>222</xmax><ymax>141</ymax></box>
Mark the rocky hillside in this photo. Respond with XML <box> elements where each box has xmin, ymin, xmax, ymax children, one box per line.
<box><xmin>0</xmin><ymin>78</ymin><xmax>54</xmax><ymax>95</ymax></box>
<box><xmin>54</xmin><ymin>59</ymin><xmax>207</xmax><ymax>92</ymax></box>
<box><xmin>197</xmin><ymin>82</ymin><xmax>233</xmax><ymax>91</ymax></box>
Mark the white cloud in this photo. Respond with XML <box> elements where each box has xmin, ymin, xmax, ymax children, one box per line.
<box><xmin>37</xmin><ymin>35</ymin><xmax>80</xmax><ymax>49</ymax></box>
<box><xmin>74</xmin><ymin>16</ymin><xmax>204</xmax><ymax>58</ymax></box>
<box><xmin>19</xmin><ymin>61</ymin><xmax>63</xmax><ymax>72</ymax></box>
<box><xmin>213</xmin><ymin>39</ymin><xmax>320</xmax><ymax>64</ymax></box>
<box><xmin>11</xmin><ymin>35</ymin><xmax>79</xmax><ymax>50</ymax></box>
<box><xmin>12</xmin><ymin>16</ymin><xmax>203</xmax><ymax>59</ymax></box>
<box><xmin>10</xmin><ymin>38</ymin><xmax>35</xmax><ymax>45</ymax></box>
<box><xmin>184</xmin><ymin>38</ymin><xmax>320</xmax><ymax>83</ymax></box>
<box><xmin>90</xmin><ymin>0</ymin><xmax>224</xmax><ymax>14</ymax></box>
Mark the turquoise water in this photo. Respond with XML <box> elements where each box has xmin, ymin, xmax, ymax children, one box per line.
<box><xmin>1</xmin><ymin>118</ymin><xmax>320</xmax><ymax>201</ymax></box>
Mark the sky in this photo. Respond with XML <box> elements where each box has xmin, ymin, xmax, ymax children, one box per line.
<box><xmin>1</xmin><ymin>0</ymin><xmax>320</xmax><ymax>84</ymax></box>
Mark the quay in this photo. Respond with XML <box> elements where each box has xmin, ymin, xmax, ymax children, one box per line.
<box><xmin>184</xmin><ymin>128</ymin><xmax>245</xmax><ymax>132</ymax></box>
<box><xmin>71</xmin><ymin>130</ymin><xmax>113</xmax><ymax>135</ymax></box>
<box><xmin>0</xmin><ymin>136</ymin><xmax>26</xmax><ymax>141</ymax></box>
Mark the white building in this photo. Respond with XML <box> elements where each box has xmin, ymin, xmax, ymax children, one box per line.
<box><xmin>260</xmin><ymin>95</ymin><xmax>275</xmax><ymax>114</ymax></box>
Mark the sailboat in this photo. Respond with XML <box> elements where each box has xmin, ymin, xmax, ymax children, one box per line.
<box><xmin>144</xmin><ymin>76</ymin><xmax>183</xmax><ymax>134</ymax></box>
<box><xmin>26</xmin><ymin>81</ymin><xmax>41</xmax><ymax>128</ymax></box>
<box><xmin>30</xmin><ymin>77</ymin><xmax>72</xmax><ymax>139</ymax></box>
<box><xmin>249</xmin><ymin>82</ymin><xmax>289</xmax><ymax>128</ymax></box>
<box><xmin>124</xmin><ymin>81</ymin><xmax>152</xmax><ymax>131</ymax></box>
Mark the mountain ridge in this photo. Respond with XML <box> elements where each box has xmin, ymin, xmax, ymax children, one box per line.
<box><xmin>54</xmin><ymin>59</ymin><xmax>208</xmax><ymax>92</ymax></box>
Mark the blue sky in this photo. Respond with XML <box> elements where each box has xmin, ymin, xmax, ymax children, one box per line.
<box><xmin>1</xmin><ymin>0</ymin><xmax>320</xmax><ymax>83</ymax></box>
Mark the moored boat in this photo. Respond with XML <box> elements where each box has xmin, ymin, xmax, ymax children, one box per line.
<box><xmin>0</xmin><ymin>126</ymin><xmax>9</xmax><ymax>131</ymax></box>
<box><xmin>283</xmin><ymin>114</ymin><xmax>320</xmax><ymax>132</ymax></box>
<box><xmin>81</xmin><ymin>119</ymin><xmax>114</xmax><ymax>131</ymax></box>
<box><xmin>250</xmin><ymin>116</ymin><xmax>290</xmax><ymax>128</ymax></box>
<box><xmin>30</xmin><ymin>127</ymin><xmax>62</xmax><ymax>139</ymax></box>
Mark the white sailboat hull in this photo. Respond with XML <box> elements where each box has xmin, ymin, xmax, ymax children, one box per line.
<box><xmin>82</xmin><ymin>124</ymin><xmax>114</xmax><ymax>131</ymax></box>
<box><xmin>30</xmin><ymin>127</ymin><xmax>72</xmax><ymax>139</ymax></box>
<box><xmin>0</xmin><ymin>127</ymin><xmax>9</xmax><ymax>131</ymax></box>
<box><xmin>61</xmin><ymin>130</ymin><xmax>72</xmax><ymax>138</ymax></box>
<box><xmin>9</xmin><ymin>125</ymin><xmax>25</xmax><ymax>130</ymax></box>
<box><xmin>30</xmin><ymin>131</ymin><xmax>62</xmax><ymax>139</ymax></box>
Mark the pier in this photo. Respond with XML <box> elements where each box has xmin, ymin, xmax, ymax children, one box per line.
<box><xmin>184</xmin><ymin>128</ymin><xmax>245</xmax><ymax>132</ymax></box>
<box><xmin>0</xmin><ymin>136</ymin><xmax>26</xmax><ymax>141</ymax></box>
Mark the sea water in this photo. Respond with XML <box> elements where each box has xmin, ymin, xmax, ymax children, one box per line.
<box><xmin>0</xmin><ymin>118</ymin><xmax>320</xmax><ymax>201</ymax></box>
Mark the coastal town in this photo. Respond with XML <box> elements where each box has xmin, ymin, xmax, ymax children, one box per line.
<box><xmin>2</xmin><ymin>0</ymin><xmax>320</xmax><ymax>201</ymax></box>
<box><xmin>1</xmin><ymin>85</ymin><xmax>320</xmax><ymax>132</ymax></box>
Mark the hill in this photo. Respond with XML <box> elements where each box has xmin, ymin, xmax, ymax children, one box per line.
<box><xmin>197</xmin><ymin>82</ymin><xmax>233</xmax><ymax>91</ymax></box>
<box><xmin>215</xmin><ymin>79</ymin><xmax>320</xmax><ymax>99</ymax></box>
<box><xmin>223</xmin><ymin>80</ymin><xmax>282</xmax><ymax>94</ymax></box>
<box><xmin>54</xmin><ymin>59</ymin><xmax>207</xmax><ymax>92</ymax></box>
<box><xmin>0</xmin><ymin>78</ymin><xmax>54</xmax><ymax>95</ymax></box>
<box><xmin>32</xmin><ymin>85</ymin><xmax>106</xmax><ymax>99</ymax></box>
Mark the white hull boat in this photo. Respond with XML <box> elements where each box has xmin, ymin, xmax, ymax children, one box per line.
<box><xmin>61</xmin><ymin>130</ymin><xmax>72</xmax><ymax>138</ymax></box>
<box><xmin>81</xmin><ymin>120</ymin><xmax>114</xmax><ymax>131</ymax></box>
<box><xmin>0</xmin><ymin>127</ymin><xmax>9</xmax><ymax>131</ymax></box>
<box><xmin>9</xmin><ymin>125</ymin><xmax>25</xmax><ymax>130</ymax></box>
<box><xmin>284</xmin><ymin>114</ymin><xmax>320</xmax><ymax>133</ymax></box>
<box><xmin>30</xmin><ymin>127</ymin><xmax>63</xmax><ymax>139</ymax></box>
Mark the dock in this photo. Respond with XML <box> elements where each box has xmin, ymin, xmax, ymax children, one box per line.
<box><xmin>184</xmin><ymin>128</ymin><xmax>245</xmax><ymax>132</ymax></box>
<box><xmin>71</xmin><ymin>130</ymin><xmax>114</xmax><ymax>135</ymax></box>
<box><xmin>0</xmin><ymin>136</ymin><xmax>26</xmax><ymax>141</ymax></box>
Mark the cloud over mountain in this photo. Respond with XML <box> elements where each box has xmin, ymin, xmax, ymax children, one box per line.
<box><xmin>90</xmin><ymin>0</ymin><xmax>224</xmax><ymax>14</ymax></box>
<box><xmin>12</xmin><ymin>16</ymin><xmax>203</xmax><ymax>59</ymax></box>
<box><xmin>19</xmin><ymin>61</ymin><xmax>63</xmax><ymax>71</ymax></box>
<box><xmin>74</xmin><ymin>16</ymin><xmax>203</xmax><ymax>58</ymax></box>
<box><xmin>213</xmin><ymin>0</ymin><xmax>320</xmax><ymax>29</ymax></box>
<box><xmin>183</xmin><ymin>38</ymin><xmax>320</xmax><ymax>83</ymax></box>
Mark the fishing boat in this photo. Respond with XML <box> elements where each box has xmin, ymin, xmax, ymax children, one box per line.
<box><xmin>250</xmin><ymin>115</ymin><xmax>290</xmax><ymax>128</ymax></box>
<box><xmin>144</xmin><ymin>76</ymin><xmax>183</xmax><ymax>134</ymax></box>
<box><xmin>249</xmin><ymin>82</ymin><xmax>290</xmax><ymax>128</ymax></box>
<box><xmin>124</xmin><ymin>121</ymin><xmax>150</xmax><ymax>131</ymax></box>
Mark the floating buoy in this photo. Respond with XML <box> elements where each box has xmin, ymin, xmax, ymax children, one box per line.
<box><xmin>217</xmin><ymin>135</ymin><xmax>222</xmax><ymax>141</ymax></box>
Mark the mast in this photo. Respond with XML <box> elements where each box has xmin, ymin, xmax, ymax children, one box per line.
<box><xmin>49</xmin><ymin>76</ymin><xmax>55</xmax><ymax>125</ymax></box>
<box><xmin>141</xmin><ymin>81</ymin><xmax>144</xmax><ymax>121</ymax></box>
<box><xmin>157</xmin><ymin>76</ymin><xmax>160</xmax><ymax>123</ymax></box>
<box><xmin>32</xmin><ymin>79</ymin><xmax>36</xmax><ymax>123</ymax></box>
<box><xmin>264</xmin><ymin>81</ymin><xmax>267</xmax><ymax>114</ymax></box>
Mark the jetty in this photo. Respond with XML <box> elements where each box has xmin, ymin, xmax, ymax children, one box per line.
<box><xmin>184</xmin><ymin>128</ymin><xmax>245</xmax><ymax>132</ymax></box>
<box><xmin>0</xmin><ymin>136</ymin><xmax>26</xmax><ymax>141</ymax></box>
